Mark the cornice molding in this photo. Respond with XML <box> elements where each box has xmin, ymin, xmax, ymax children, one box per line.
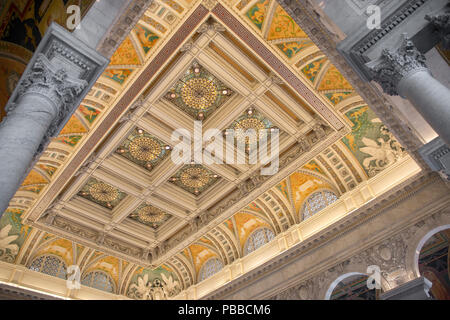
<box><xmin>203</xmin><ymin>171</ymin><xmax>447</xmax><ymax>299</ymax></box>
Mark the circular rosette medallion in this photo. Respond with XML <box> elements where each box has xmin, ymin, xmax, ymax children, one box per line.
<box><xmin>136</xmin><ymin>206</ymin><xmax>165</xmax><ymax>223</ymax></box>
<box><xmin>233</xmin><ymin>117</ymin><xmax>266</xmax><ymax>144</ymax></box>
<box><xmin>128</xmin><ymin>136</ymin><xmax>162</xmax><ymax>161</ymax></box>
<box><xmin>179</xmin><ymin>167</ymin><xmax>212</xmax><ymax>189</ymax></box>
<box><xmin>181</xmin><ymin>78</ymin><xmax>218</xmax><ymax>110</ymax></box>
<box><xmin>89</xmin><ymin>183</ymin><xmax>119</xmax><ymax>202</ymax></box>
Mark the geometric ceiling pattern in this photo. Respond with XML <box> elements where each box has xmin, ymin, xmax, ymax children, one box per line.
<box><xmin>1</xmin><ymin>0</ymin><xmax>409</xmax><ymax>300</ymax></box>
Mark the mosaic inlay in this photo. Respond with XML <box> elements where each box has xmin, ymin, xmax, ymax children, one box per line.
<box><xmin>169</xmin><ymin>164</ymin><xmax>220</xmax><ymax>196</ymax></box>
<box><xmin>116</xmin><ymin>128</ymin><xmax>171</xmax><ymax>171</ymax></box>
<box><xmin>165</xmin><ymin>62</ymin><xmax>234</xmax><ymax>120</ymax></box>
<box><xmin>129</xmin><ymin>204</ymin><xmax>171</xmax><ymax>229</ymax></box>
<box><xmin>78</xmin><ymin>178</ymin><xmax>127</xmax><ymax>210</ymax></box>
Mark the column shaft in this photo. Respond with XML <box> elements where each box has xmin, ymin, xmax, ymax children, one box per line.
<box><xmin>0</xmin><ymin>94</ymin><xmax>58</xmax><ymax>214</ymax></box>
<box><xmin>398</xmin><ymin>70</ymin><xmax>450</xmax><ymax>145</ymax></box>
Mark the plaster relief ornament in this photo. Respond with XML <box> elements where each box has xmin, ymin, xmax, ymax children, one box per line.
<box><xmin>128</xmin><ymin>273</ymin><xmax>180</xmax><ymax>300</ymax></box>
<box><xmin>426</xmin><ymin>10</ymin><xmax>450</xmax><ymax>50</ymax></box>
<box><xmin>360</xmin><ymin>125</ymin><xmax>405</xmax><ymax>177</ymax></box>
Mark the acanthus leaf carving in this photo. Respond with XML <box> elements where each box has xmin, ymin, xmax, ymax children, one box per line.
<box><xmin>366</xmin><ymin>35</ymin><xmax>428</xmax><ymax>96</ymax></box>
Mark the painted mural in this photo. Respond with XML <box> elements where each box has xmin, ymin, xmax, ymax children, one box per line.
<box><xmin>342</xmin><ymin>106</ymin><xmax>405</xmax><ymax>177</ymax></box>
<box><xmin>289</xmin><ymin>171</ymin><xmax>335</xmax><ymax>214</ymax></box>
<box><xmin>0</xmin><ymin>208</ymin><xmax>31</xmax><ymax>263</ymax></box>
<box><xmin>234</xmin><ymin>212</ymin><xmax>271</xmax><ymax>248</ymax></box>
<box><xmin>267</xmin><ymin>5</ymin><xmax>308</xmax><ymax>40</ymax></box>
<box><xmin>246</xmin><ymin>0</ymin><xmax>270</xmax><ymax>30</ymax></box>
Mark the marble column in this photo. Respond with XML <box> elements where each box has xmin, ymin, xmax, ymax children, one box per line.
<box><xmin>0</xmin><ymin>23</ymin><xmax>108</xmax><ymax>216</ymax></box>
<box><xmin>367</xmin><ymin>35</ymin><xmax>450</xmax><ymax>146</ymax></box>
<box><xmin>0</xmin><ymin>54</ymin><xmax>87</xmax><ymax>215</ymax></box>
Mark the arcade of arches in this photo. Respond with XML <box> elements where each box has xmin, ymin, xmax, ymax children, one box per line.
<box><xmin>0</xmin><ymin>0</ymin><xmax>449</xmax><ymax>300</ymax></box>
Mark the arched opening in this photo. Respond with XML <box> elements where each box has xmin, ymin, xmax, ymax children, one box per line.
<box><xmin>243</xmin><ymin>227</ymin><xmax>275</xmax><ymax>256</ymax></box>
<box><xmin>198</xmin><ymin>258</ymin><xmax>223</xmax><ymax>282</ymax></box>
<box><xmin>300</xmin><ymin>189</ymin><xmax>338</xmax><ymax>221</ymax></box>
<box><xmin>81</xmin><ymin>270</ymin><xmax>116</xmax><ymax>294</ymax></box>
<box><xmin>325</xmin><ymin>273</ymin><xmax>377</xmax><ymax>300</ymax></box>
<box><xmin>415</xmin><ymin>227</ymin><xmax>450</xmax><ymax>300</ymax></box>
<box><xmin>29</xmin><ymin>254</ymin><xmax>67</xmax><ymax>279</ymax></box>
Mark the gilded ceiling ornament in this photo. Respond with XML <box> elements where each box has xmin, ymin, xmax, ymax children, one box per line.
<box><xmin>170</xmin><ymin>165</ymin><xmax>220</xmax><ymax>195</ymax></box>
<box><xmin>181</xmin><ymin>78</ymin><xmax>218</xmax><ymax>110</ymax></box>
<box><xmin>229</xmin><ymin>109</ymin><xmax>274</xmax><ymax>146</ymax></box>
<box><xmin>116</xmin><ymin>128</ymin><xmax>170</xmax><ymax>171</ymax></box>
<box><xmin>164</xmin><ymin>62</ymin><xmax>233</xmax><ymax>120</ymax></box>
<box><xmin>89</xmin><ymin>183</ymin><xmax>119</xmax><ymax>202</ymax></box>
<box><xmin>180</xmin><ymin>166</ymin><xmax>212</xmax><ymax>188</ymax></box>
<box><xmin>234</xmin><ymin>117</ymin><xmax>266</xmax><ymax>144</ymax></box>
<box><xmin>129</xmin><ymin>136</ymin><xmax>162</xmax><ymax>161</ymax></box>
<box><xmin>78</xmin><ymin>178</ymin><xmax>126</xmax><ymax>210</ymax></box>
<box><xmin>137</xmin><ymin>205</ymin><xmax>166</xmax><ymax>223</ymax></box>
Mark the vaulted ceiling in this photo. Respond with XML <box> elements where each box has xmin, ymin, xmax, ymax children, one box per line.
<box><xmin>0</xmin><ymin>0</ymin><xmax>410</xmax><ymax>299</ymax></box>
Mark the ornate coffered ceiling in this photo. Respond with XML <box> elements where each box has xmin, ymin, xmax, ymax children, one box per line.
<box><xmin>1</xmin><ymin>0</ymin><xmax>415</xmax><ymax>299</ymax></box>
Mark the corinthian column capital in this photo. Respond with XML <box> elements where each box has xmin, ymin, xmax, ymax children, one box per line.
<box><xmin>366</xmin><ymin>35</ymin><xmax>429</xmax><ymax>96</ymax></box>
<box><xmin>14</xmin><ymin>53</ymin><xmax>87</xmax><ymax>114</ymax></box>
